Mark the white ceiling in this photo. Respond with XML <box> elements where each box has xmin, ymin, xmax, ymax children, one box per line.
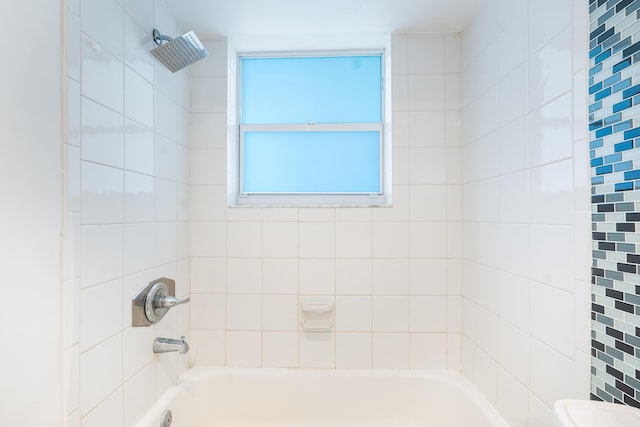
<box><xmin>166</xmin><ymin>0</ymin><xmax>483</xmax><ymax>39</ymax></box>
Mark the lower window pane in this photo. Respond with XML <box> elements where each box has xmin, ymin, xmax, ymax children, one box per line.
<box><xmin>243</xmin><ymin>131</ymin><xmax>381</xmax><ymax>193</ymax></box>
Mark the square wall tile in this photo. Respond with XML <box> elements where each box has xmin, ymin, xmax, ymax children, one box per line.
<box><xmin>336</xmin><ymin>297</ymin><xmax>372</xmax><ymax>332</ymax></box>
<box><xmin>226</xmin><ymin>258</ymin><xmax>261</xmax><ymax>294</ymax></box>
<box><xmin>299</xmin><ymin>222</ymin><xmax>335</xmax><ymax>258</ymax></box>
<box><xmin>408</xmin><ymin>35</ymin><xmax>445</xmax><ymax>74</ymax></box>
<box><xmin>191</xmin><ymin>294</ymin><xmax>225</xmax><ymax>330</ymax></box>
<box><xmin>299</xmin><ymin>259</ymin><xmax>335</xmax><ymax>295</ymax></box>
<box><xmin>82</xmin><ymin>0</ymin><xmax>123</xmax><ymax>58</ymax></box>
<box><xmin>336</xmin><ymin>333</ymin><xmax>372</xmax><ymax>369</ymax></box>
<box><xmin>373</xmin><ymin>222</ymin><xmax>410</xmax><ymax>258</ymax></box>
<box><xmin>373</xmin><ymin>259</ymin><xmax>410</xmax><ymax>295</ymax></box>
<box><xmin>80</xmin><ymin>279</ymin><xmax>122</xmax><ymax>352</ymax></box>
<box><xmin>263</xmin><ymin>222</ymin><xmax>298</xmax><ymax>258</ymax></box>
<box><xmin>410</xmin><ymin>259</ymin><xmax>447</xmax><ymax>295</ymax></box>
<box><xmin>263</xmin><ymin>295</ymin><xmax>299</xmax><ymax>331</ymax></box>
<box><xmin>226</xmin><ymin>331</ymin><xmax>261</xmax><ymax>367</ymax></box>
<box><xmin>81</xmin><ymin>36</ymin><xmax>124</xmax><ymax>114</ymax></box>
<box><xmin>226</xmin><ymin>294</ymin><xmax>261</xmax><ymax>330</ymax></box>
<box><xmin>262</xmin><ymin>259</ymin><xmax>299</xmax><ymax>295</ymax></box>
<box><xmin>300</xmin><ymin>332</ymin><xmax>335</xmax><ymax>369</ymax></box>
<box><xmin>410</xmin><ymin>333</ymin><xmax>447</xmax><ymax>369</ymax></box>
<box><xmin>263</xmin><ymin>332</ymin><xmax>298</xmax><ymax>368</ymax></box>
<box><xmin>373</xmin><ymin>296</ymin><xmax>410</xmax><ymax>332</ymax></box>
<box><xmin>80</xmin><ymin>333</ymin><xmax>123</xmax><ymax>415</ymax></box>
<box><xmin>335</xmin><ymin>222</ymin><xmax>372</xmax><ymax>259</ymax></box>
<box><xmin>190</xmin><ymin>330</ymin><xmax>225</xmax><ymax>366</ymax></box>
<box><xmin>336</xmin><ymin>259</ymin><xmax>372</xmax><ymax>295</ymax></box>
<box><xmin>410</xmin><ymin>297</ymin><xmax>447</xmax><ymax>332</ymax></box>
<box><xmin>373</xmin><ymin>333</ymin><xmax>410</xmax><ymax>369</ymax></box>
<box><xmin>226</xmin><ymin>222</ymin><xmax>261</xmax><ymax>258</ymax></box>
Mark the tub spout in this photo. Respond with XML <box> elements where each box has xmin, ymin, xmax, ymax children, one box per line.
<box><xmin>153</xmin><ymin>336</ymin><xmax>189</xmax><ymax>354</ymax></box>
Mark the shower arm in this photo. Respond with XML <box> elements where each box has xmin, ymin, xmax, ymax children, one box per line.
<box><xmin>152</xmin><ymin>29</ymin><xmax>173</xmax><ymax>46</ymax></box>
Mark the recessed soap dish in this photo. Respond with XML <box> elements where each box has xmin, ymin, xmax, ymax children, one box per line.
<box><xmin>300</xmin><ymin>301</ymin><xmax>334</xmax><ymax>330</ymax></box>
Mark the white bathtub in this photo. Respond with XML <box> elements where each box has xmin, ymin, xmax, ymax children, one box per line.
<box><xmin>136</xmin><ymin>368</ymin><xmax>510</xmax><ymax>427</ymax></box>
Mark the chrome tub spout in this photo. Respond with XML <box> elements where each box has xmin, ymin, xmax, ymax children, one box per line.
<box><xmin>153</xmin><ymin>336</ymin><xmax>189</xmax><ymax>354</ymax></box>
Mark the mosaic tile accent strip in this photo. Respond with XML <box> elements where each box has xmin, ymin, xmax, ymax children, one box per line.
<box><xmin>590</xmin><ymin>0</ymin><xmax>640</xmax><ymax>408</ymax></box>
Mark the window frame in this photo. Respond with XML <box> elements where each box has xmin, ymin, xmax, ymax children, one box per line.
<box><xmin>235</xmin><ymin>50</ymin><xmax>389</xmax><ymax>207</ymax></box>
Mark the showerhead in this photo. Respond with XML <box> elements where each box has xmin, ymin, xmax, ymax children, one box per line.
<box><xmin>150</xmin><ymin>29</ymin><xmax>208</xmax><ymax>73</ymax></box>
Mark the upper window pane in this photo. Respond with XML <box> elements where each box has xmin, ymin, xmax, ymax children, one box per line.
<box><xmin>241</xmin><ymin>55</ymin><xmax>382</xmax><ymax>125</ymax></box>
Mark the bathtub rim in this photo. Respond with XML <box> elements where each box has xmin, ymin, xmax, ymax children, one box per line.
<box><xmin>137</xmin><ymin>367</ymin><xmax>510</xmax><ymax>427</ymax></box>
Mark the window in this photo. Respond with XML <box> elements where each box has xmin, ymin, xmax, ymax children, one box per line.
<box><xmin>236</xmin><ymin>52</ymin><xmax>388</xmax><ymax>206</ymax></box>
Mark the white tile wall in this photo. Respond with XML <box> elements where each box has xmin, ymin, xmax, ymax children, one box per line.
<box><xmin>189</xmin><ymin>34</ymin><xmax>464</xmax><ymax>371</ymax></box>
<box><xmin>60</xmin><ymin>2</ymin><xmax>592</xmax><ymax>427</ymax></box>
<box><xmin>64</xmin><ymin>0</ymin><xmax>191</xmax><ymax>425</ymax></box>
<box><xmin>461</xmin><ymin>1</ymin><xmax>590</xmax><ymax>426</ymax></box>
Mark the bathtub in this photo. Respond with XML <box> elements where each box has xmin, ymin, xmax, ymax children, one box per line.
<box><xmin>136</xmin><ymin>368</ymin><xmax>510</xmax><ymax>427</ymax></box>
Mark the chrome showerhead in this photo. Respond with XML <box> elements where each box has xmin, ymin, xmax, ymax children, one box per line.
<box><xmin>150</xmin><ymin>29</ymin><xmax>208</xmax><ymax>73</ymax></box>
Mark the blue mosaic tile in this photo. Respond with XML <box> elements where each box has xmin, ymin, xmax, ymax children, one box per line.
<box><xmin>597</xmin><ymin>165</ymin><xmax>614</xmax><ymax>175</ymax></box>
<box><xmin>615</xmin><ymin>140</ymin><xmax>634</xmax><ymax>152</ymax></box>
<box><xmin>615</xmin><ymin>161</ymin><xmax>633</xmax><ymax>172</ymax></box>
<box><xmin>624</xmin><ymin>127</ymin><xmax>640</xmax><ymax>139</ymax></box>
<box><xmin>614</xmin><ymin>58</ymin><xmax>632</xmax><ymax>73</ymax></box>
<box><xmin>613</xmin><ymin>78</ymin><xmax>632</xmax><ymax>93</ymax></box>
<box><xmin>605</xmin><ymin>74</ymin><xmax>622</xmax><ymax>87</ymax></box>
<box><xmin>623</xmin><ymin>84</ymin><xmax>640</xmax><ymax>98</ymax></box>
<box><xmin>604</xmin><ymin>33</ymin><xmax>622</xmax><ymax>49</ymax></box>
<box><xmin>623</xmin><ymin>41</ymin><xmax>640</xmax><ymax>58</ymax></box>
<box><xmin>600</xmin><ymin>8</ymin><xmax>617</xmax><ymax>25</ymax></box>
<box><xmin>592</xmin><ymin>157</ymin><xmax>605</xmax><ymax>167</ymax></box>
<box><xmin>591</xmin><ymin>63</ymin><xmax>604</xmax><ymax>76</ymax></box>
<box><xmin>606</xmin><ymin>153</ymin><xmax>623</xmax><ymax>164</ymax></box>
<box><xmin>624</xmin><ymin>170</ymin><xmax>640</xmax><ymax>180</ymax></box>
<box><xmin>597</xmin><ymin>87</ymin><xmax>613</xmax><ymax>101</ymax></box>
<box><xmin>617</xmin><ymin>0</ymin><xmax>635</xmax><ymax>12</ymax></box>
<box><xmin>613</xmin><ymin>99</ymin><xmax>632</xmax><ymax>113</ymax></box>
<box><xmin>591</xmin><ymin>45</ymin><xmax>604</xmax><ymax>58</ymax></box>
<box><xmin>613</xmin><ymin>36</ymin><xmax>633</xmax><ymax>53</ymax></box>
<box><xmin>592</xmin><ymin>24</ymin><xmax>608</xmax><ymax>40</ymax></box>
<box><xmin>591</xmin><ymin>120</ymin><xmax>605</xmax><ymax>130</ymax></box>
<box><xmin>617</xmin><ymin>182</ymin><xmax>635</xmax><ymax>191</ymax></box>
<box><xmin>599</xmin><ymin>28</ymin><xmax>616</xmax><ymax>44</ymax></box>
<box><xmin>597</xmin><ymin>126</ymin><xmax>614</xmax><ymax>137</ymax></box>
<box><xmin>591</xmin><ymin>82</ymin><xmax>604</xmax><ymax>94</ymax></box>
<box><xmin>591</xmin><ymin>101</ymin><xmax>604</xmax><ymax>112</ymax></box>
<box><xmin>614</xmin><ymin>120</ymin><xmax>634</xmax><ymax>132</ymax></box>
<box><xmin>591</xmin><ymin>138</ymin><xmax>605</xmax><ymax>149</ymax></box>
<box><xmin>593</xmin><ymin>176</ymin><xmax>605</xmax><ymax>185</ymax></box>
<box><xmin>596</xmin><ymin>49</ymin><xmax>613</xmax><ymax>64</ymax></box>
<box><xmin>605</xmin><ymin>113</ymin><xmax>623</xmax><ymax>125</ymax></box>
<box><xmin>628</xmin><ymin>0</ymin><xmax>640</xmax><ymax>14</ymax></box>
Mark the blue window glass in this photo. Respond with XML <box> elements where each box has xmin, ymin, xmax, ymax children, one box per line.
<box><xmin>243</xmin><ymin>131</ymin><xmax>380</xmax><ymax>193</ymax></box>
<box><xmin>241</xmin><ymin>55</ymin><xmax>382</xmax><ymax>124</ymax></box>
<box><xmin>239</xmin><ymin>53</ymin><xmax>384</xmax><ymax>198</ymax></box>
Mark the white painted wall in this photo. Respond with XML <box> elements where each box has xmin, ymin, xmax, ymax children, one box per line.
<box><xmin>0</xmin><ymin>1</ymin><xmax>63</xmax><ymax>426</ymax></box>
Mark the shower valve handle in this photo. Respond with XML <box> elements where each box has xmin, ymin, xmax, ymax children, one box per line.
<box><xmin>154</xmin><ymin>294</ymin><xmax>190</xmax><ymax>309</ymax></box>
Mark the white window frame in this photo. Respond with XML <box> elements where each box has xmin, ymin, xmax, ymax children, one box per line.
<box><xmin>227</xmin><ymin>35</ymin><xmax>393</xmax><ymax>207</ymax></box>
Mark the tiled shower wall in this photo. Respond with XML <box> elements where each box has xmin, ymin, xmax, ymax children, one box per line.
<box><xmin>64</xmin><ymin>0</ymin><xmax>191</xmax><ymax>425</ymax></box>
<box><xmin>589</xmin><ymin>0</ymin><xmax>640</xmax><ymax>407</ymax></box>
<box><xmin>461</xmin><ymin>0</ymin><xmax>591</xmax><ymax>426</ymax></box>
<box><xmin>188</xmin><ymin>34</ymin><xmax>464</xmax><ymax>370</ymax></box>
